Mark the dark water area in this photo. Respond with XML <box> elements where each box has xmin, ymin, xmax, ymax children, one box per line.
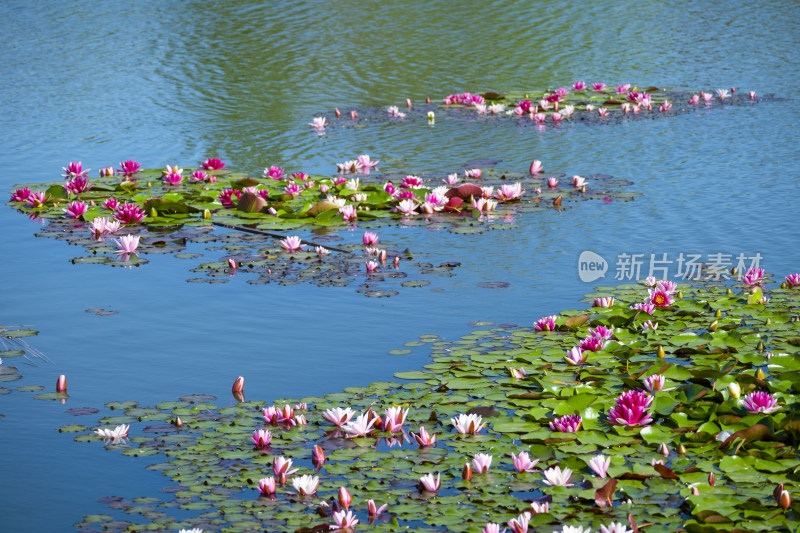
<box><xmin>1</xmin><ymin>1</ymin><xmax>799</xmax><ymax>531</ymax></box>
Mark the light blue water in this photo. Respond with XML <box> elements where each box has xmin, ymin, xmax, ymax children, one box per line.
<box><xmin>1</xmin><ymin>1</ymin><xmax>798</xmax><ymax>531</ymax></box>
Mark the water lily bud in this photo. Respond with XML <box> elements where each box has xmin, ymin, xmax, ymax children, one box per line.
<box><xmin>203</xmin><ymin>208</ymin><xmax>211</xmax><ymax>219</ymax></box>
<box><xmin>781</xmin><ymin>282</ymin><xmax>788</xmax><ymax>289</ymax></box>
<box><xmin>334</xmin><ymin>108</ymin><xmax>341</xmax><ymax>119</ymax></box>
<box><xmin>350</xmin><ymin>110</ymin><xmax>358</xmax><ymax>120</ymax></box>
<box><xmin>658</xmin><ymin>443</ymin><xmax>670</xmax><ymax>457</ymax></box>
<box><xmin>715</xmin><ymin>309</ymin><xmax>722</xmax><ymax>318</ymax></box>
<box><xmin>727</xmin><ymin>288</ymin><xmax>733</xmax><ymax>295</ymax></box>
<box><xmin>406</xmin><ymin>98</ymin><xmax>412</xmax><ymax>108</ymax></box>
<box><xmin>56</xmin><ymin>374</ymin><xmax>67</xmax><ymax>392</ymax></box>
<box><xmin>150</xmin><ymin>207</ymin><xmax>157</xmax><ymax>218</ymax></box>
<box><xmin>426</xmin><ymin>96</ymin><xmax>431</xmax><ymax>104</ymax></box>
<box><xmin>677</xmin><ymin>444</ymin><xmax>687</xmax><ymax>455</ymax></box>
<box><xmin>174</xmin><ymin>416</ymin><xmax>184</xmax><ymax>427</ymax></box>
<box><xmin>462</xmin><ymin>462</ymin><xmax>472</xmax><ymax>481</ymax></box>
<box><xmin>757</xmin><ymin>341</ymin><xmax>765</xmax><ymax>351</ymax></box>
<box><xmin>677</xmin><ymin>291</ymin><xmax>683</xmax><ymax>299</ymax></box>
<box><xmin>657</xmin><ymin>346</ymin><xmax>665</xmax><ymax>359</ymax></box>
<box><xmin>338</xmin><ymin>487</ymin><xmax>351</xmax><ymax>510</ymax></box>
<box><xmin>379</xmin><ymin>249</ymin><xmax>387</xmax><ymax>263</ymax></box>
<box><xmin>774</xmin><ymin>484</ymin><xmax>784</xmax><ymax>502</ymax></box>
<box><xmin>727</xmin><ymin>382</ymin><xmax>741</xmax><ymax>399</ymax></box>
<box><xmin>692</xmin><ymin>486</ymin><xmax>699</xmax><ymax>495</ymax></box>
<box><xmin>393</xmin><ymin>256</ymin><xmax>400</xmax><ymax>267</ymax></box>
<box><xmin>312</xmin><ymin>445</ymin><xmax>326</xmax><ymax>467</ymax></box>
<box><xmin>755</xmin><ymin>368</ymin><xmax>765</xmax><ymax>380</ymax></box>
<box><xmin>779</xmin><ymin>490</ymin><xmax>791</xmax><ymax>510</ymax></box>
<box><xmin>731</xmin><ymin>266</ymin><xmax>738</xmax><ymax>277</ymax></box>
<box><xmin>427</xmin><ymin>111</ymin><xmax>435</xmax><ymax>123</ymax></box>
<box><xmin>766</xmin><ymin>318</ymin><xmax>771</xmax><ymax>325</ymax></box>
<box><xmin>708</xmin><ymin>472</ymin><xmax>715</xmax><ymax>486</ymax></box>
<box><xmin>232</xmin><ymin>376</ymin><xmax>244</xmax><ymax>393</ymax></box>
<box><xmin>228</xmin><ymin>258</ymin><xmax>237</xmax><ymax>270</ymax></box>
<box><xmin>709</xmin><ymin>320</ymin><xmax>718</xmax><ymax>332</ymax></box>
<box><xmin>553</xmin><ymin>194</ymin><xmax>562</xmax><ymax>207</ymax></box>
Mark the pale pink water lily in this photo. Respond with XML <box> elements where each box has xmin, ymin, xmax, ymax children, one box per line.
<box><xmin>444</xmin><ymin>173</ymin><xmax>460</xmax><ymax>185</ymax></box>
<box><xmin>315</xmin><ymin>246</ymin><xmax>331</xmax><ymax>255</ymax></box>
<box><xmin>309</xmin><ymin>116</ymin><xmax>328</xmax><ymax>129</ymax></box>
<box><xmin>641</xmin><ymin>320</ymin><xmax>658</xmax><ymax>330</ymax></box>
<box><xmin>355</xmin><ymin>154</ymin><xmax>379</xmax><ymax>172</ymax></box>
<box><xmin>99</xmin><ymin>166</ymin><xmax>115</xmax><ymax>177</ymax></box>
<box><xmin>410</xmin><ymin>426</ymin><xmax>437</xmax><ymax>447</ymax></box>
<box><xmin>588</xmin><ymin>454</ymin><xmax>610</xmax><ymax>479</ymax></box>
<box><xmin>90</xmin><ymin>217</ymin><xmax>120</xmax><ymax>237</ymax></box>
<box><xmin>597</xmin><ymin>107</ymin><xmax>609</xmax><ymax>117</ymax></box>
<box><xmin>539</xmin><ymin>99</ymin><xmax>550</xmax><ymax>110</ymax></box>
<box><xmin>589</xmin><ymin>325</ymin><xmax>614</xmax><ymax>340</ymax></box>
<box><xmin>741</xmin><ymin>391</ymin><xmax>780</xmax><ymax>414</ymax></box>
<box><xmin>63</xmin><ymin>200</ymin><xmax>88</xmax><ymax>218</ymax></box>
<box><xmin>701</xmin><ymin>91</ymin><xmax>713</xmax><ymax>102</ymax></box>
<box><xmin>507</xmin><ymin>512</ymin><xmax>531</xmax><ymax>533</ymax></box>
<box><xmin>365</xmin><ymin>261</ymin><xmax>379</xmax><ymax>273</ymax></box>
<box><xmin>419</xmin><ymin>472</ymin><xmax>440</xmax><ymax>492</ymax></box>
<box><xmin>562</xmin><ymin>104</ymin><xmax>575</xmax><ymax>117</ymax></box>
<box><xmin>312</xmin><ymin>445</ymin><xmax>326</xmax><ymax>466</ymax></box>
<box><xmin>362</xmin><ymin>231</ymin><xmax>379</xmax><ymax>246</ymax></box>
<box><xmin>114</xmin><ymin>203</ymin><xmax>146</xmax><ymax>224</ymax></box>
<box><xmin>330</xmin><ymin>509</ymin><xmax>359</xmax><ymax>530</ymax></box>
<box><xmin>424</xmin><ymin>192</ymin><xmax>447</xmax><ymax>210</ymax></box>
<box><xmin>564</xmin><ymin>346</ymin><xmax>588</xmax><ymax>366</ymax></box>
<box><xmin>643</xmin><ymin>374</ymin><xmax>665</xmax><ymax>392</ymax></box>
<box><xmin>534</xmin><ymin>315</ymin><xmax>557</xmax><ymax>332</ymax></box>
<box><xmin>649</xmin><ymin>288</ymin><xmax>673</xmax><ymax>307</ymax></box>
<box><xmin>336</xmin><ymin>160</ymin><xmax>359</xmax><ymax>173</ymax></box>
<box><xmin>533</xmin><ymin>112</ymin><xmax>546</xmax><ymax>123</ymax></box>
<box><xmin>508</xmin><ymin>366</ymin><xmax>527</xmax><ymax>379</ymax></box>
<box><xmin>530</xmin><ymin>160</ymin><xmax>544</xmax><ymax>174</ymax></box>
<box><xmin>631</xmin><ymin>302</ymin><xmax>655</xmax><ymax>314</ymax></box>
<box><xmin>475</xmin><ymin>103</ymin><xmax>488</xmax><ymax>114</ymax></box>
<box><xmin>547</xmin><ymin>177</ymin><xmax>559</xmax><ymax>188</ymax></box>
<box><xmin>552</xmin><ymin>112</ymin><xmax>563</xmax><ymax>122</ymax></box>
<box><xmin>593</xmin><ymin>296</ymin><xmax>614</xmax><ymax>308</ymax></box>
<box><xmin>451</xmin><ymin>413</ymin><xmax>486</xmax><ymax>434</ymax></box>
<box><xmin>337</xmin><ymin>486</ymin><xmax>352</xmax><ymax>509</ymax></box>
<box><xmin>472</xmin><ymin>197</ymin><xmax>497</xmax><ymax>213</ymax></box>
<box><xmin>62</xmin><ymin>161</ymin><xmax>89</xmax><ymax>178</ymax></box>
<box><xmin>600</xmin><ymin>522</ymin><xmax>633</xmax><ymax>533</ymax></box>
<box><xmin>530</xmin><ymin>501</ymin><xmax>549</xmax><ymax>514</ymax></box>
<box><xmin>558</xmin><ymin>526</ymin><xmax>592</xmax><ymax>533</ymax></box>
<box><xmin>748</xmin><ymin>91</ymin><xmax>757</xmax><ymax>99</ymax></box>
<box><xmin>689</xmin><ymin>94</ymin><xmax>700</xmax><ymax>105</ymax></box>
<box><xmin>465</xmin><ymin>168</ymin><xmax>483</xmax><ymax>179</ymax></box>
<box><xmin>585</xmin><ymin>104</ymin><xmax>596</xmax><ymax>112</ymax></box>
<box><xmin>251</xmin><ymin>428</ymin><xmax>273</xmax><ymax>447</ymax></box>
<box><xmin>495</xmin><ymin>183</ymin><xmax>525</xmax><ymax>201</ymax></box>
<box><xmin>480</xmin><ymin>186</ymin><xmax>494</xmax><ymax>198</ymax></box>
<box><xmin>488</xmin><ymin>103</ymin><xmax>505</xmax><ymax>114</ymax></box>
<box><xmin>367</xmin><ymin>499</ymin><xmax>388</xmax><ymax>519</ymax></box>
<box><xmin>716</xmin><ymin>88</ymin><xmax>730</xmax><ymax>99</ymax></box>
<box><xmin>542</xmin><ymin>465</ymin><xmax>573</xmax><ymax>486</ymax></box>
<box><xmin>621</xmin><ymin>103</ymin><xmax>631</xmax><ymax>113</ymax></box>
<box><xmin>742</xmin><ymin>267</ymin><xmax>764</xmax><ymax>286</ymax></box>
<box><xmin>482</xmin><ymin>522</ymin><xmax>507</xmax><ymax>533</ymax></box>
<box><xmin>258</xmin><ymin>476</ymin><xmax>276</xmax><ymax>495</ymax></box>
<box><xmin>396</xmin><ymin>199</ymin><xmax>418</xmax><ymax>216</ymax></box>
<box><xmin>64</xmin><ymin>176</ymin><xmax>92</xmax><ymax>195</ymax></box>
<box><xmin>342</xmin><ymin>412</ymin><xmax>377</xmax><ymax>438</ymax></box>
<box><xmin>659</xmin><ymin>100</ymin><xmax>672</xmax><ymax>112</ymax></box>
<box><xmin>114</xmin><ymin>234</ymin><xmax>140</xmax><ymax>255</ymax></box>
<box><xmin>339</xmin><ymin>205</ymin><xmax>357</xmax><ymax>221</ymax></box>
<box><xmin>656</xmin><ymin>279</ymin><xmax>677</xmax><ymax>293</ymax></box>
<box><xmin>607</xmin><ymin>390</ymin><xmax>654</xmax><ymax>427</ymax></box>
<box><xmin>591</xmin><ymin>82</ymin><xmax>606</xmax><ymax>91</ymax></box>
<box><xmin>280</xmin><ymin>235</ymin><xmax>305</xmax><ymax>252</ymax></box>
<box><xmin>273</xmin><ymin>456</ymin><xmax>298</xmax><ymax>477</ymax></box>
<box><xmin>550</xmin><ymin>414</ymin><xmax>582</xmax><ymax>432</ymax></box>
<box><xmin>292</xmin><ymin>474</ymin><xmax>319</xmax><ymax>495</ymax></box>
<box><xmin>572</xmin><ymin>175</ymin><xmax>587</xmax><ymax>187</ymax></box>
<box><xmin>95</xmin><ymin>424</ymin><xmax>130</xmax><ymax>442</ymax></box>
<box><xmin>472</xmin><ymin>453</ymin><xmax>493</xmax><ymax>474</ymax></box>
<box><xmin>284</xmin><ymin>183</ymin><xmax>302</xmax><ymax>196</ymax></box>
<box><xmin>383</xmin><ymin>406</ymin><xmax>408</xmax><ymax>433</ymax></box>
<box><xmin>512</xmin><ymin>451</ymin><xmax>539</xmax><ymax>473</ymax></box>
<box><xmin>387</xmin><ymin>105</ymin><xmax>406</xmax><ymax>118</ymax></box>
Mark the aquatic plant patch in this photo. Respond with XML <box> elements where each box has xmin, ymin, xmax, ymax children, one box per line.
<box><xmin>312</xmin><ymin>84</ymin><xmax>770</xmax><ymax>132</ymax></box>
<box><xmin>69</xmin><ymin>275</ymin><xmax>799</xmax><ymax>532</ymax></box>
<box><xmin>8</xmin><ymin>161</ymin><xmax>633</xmax><ymax>295</ymax></box>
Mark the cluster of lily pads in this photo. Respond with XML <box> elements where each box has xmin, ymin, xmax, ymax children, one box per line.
<box><xmin>310</xmin><ymin>83</ymin><xmax>766</xmax><ymax>132</ymax></box>
<box><xmin>60</xmin><ymin>274</ymin><xmax>799</xmax><ymax>532</ymax></box>
<box><xmin>6</xmin><ymin>159</ymin><xmax>633</xmax><ymax>294</ymax></box>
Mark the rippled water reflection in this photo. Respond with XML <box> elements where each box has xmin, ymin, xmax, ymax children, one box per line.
<box><xmin>1</xmin><ymin>0</ymin><xmax>799</xmax><ymax>531</ymax></box>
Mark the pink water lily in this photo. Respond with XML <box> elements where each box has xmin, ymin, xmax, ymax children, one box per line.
<box><xmin>396</xmin><ymin>199</ymin><xmax>418</xmax><ymax>216</ymax></box>
<box><xmin>689</xmin><ymin>94</ymin><xmax>700</xmax><ymax>105</ymax></box>
<box><xmin>62</xmin><ymin>161</ymin><xmax>89</xmax><ymax>178</ymax></box>
<box><xmin>419</xmin><ymin>472</ymin><xmax>440</xmax><ymax>492</ymax></box>
<box><xmin>533</xmin><ymin>112</ymin><xmax>546</xmax><ymax>123</ymax></box>
<box><xmin>26</xmin><ymin>191</ymin><xmax>50</xmax><ymax>208</ymax></box>
<box><xmin>64</xmin><ymin>176</ymin><xmax>92</xmax><ymax>195</ymax></box>
<box><xmin>483</xmin><ymin>523</ymin><xmax>506</xmax><ymax>533</ymax></box>
<box><xmin>786</xmin><ymin>273</ymin><xmax>800</xmax><ymax>287</ymax></box>
<box><xmin>118</xmin><ymin>160</ymin><xmax>141</xmax><ymax>177</ymax></box>
<box><xmin>114</xmin><ymin>234</ymin><xmax>140</xmax><ymax>255</ymax></box>
<box><xmin>594</xmin><ymin>297</ymin><xmax>614</xmax><ymax>308</ymax></box>
<box><xmin>507</xmin><ymin>512</ymin><xmax>530</xmax><ymax>533</ymax></box>
<box><xmin>589</xmin><ymin>325</ymin><xmax>614</xmax><ymax>339</ymax></box>
<box><xmin>547</xmin><ymin>177</ymin><xmax>559</xmax><ymax>188</ymax></box>
<box><xmin>631</xmin><ymin>302</ymin><xmax>655</xmax><ymax>314</ymax></box>
<box><xmin>309</xmin><ymin>117</ymin><xmax>328</xmax><ymax>129</ymax></box>
<box><xmin>530</xmin><ymin>501</ymin><xmax>548</xmax><ymax>514</ymax></box>
<box><xmin>649</xmin><ymin>288</ymin><xmax>673</xmax><ymax>307</ymax></box>
<box><xmin>542</xmin><ymin>465</ymin><xmax>573</xmax><ymax>486</ymax></box>
<box><xmin>251</xmin><ymin>429</ymin><xmax>272</xmax><ymax>447</ymax></box>
<box><xmin>56</xmin><ymin>374</ymin><xmax>67</xmax><ymax>392</ymax></box>
<box><xmin>331</xmin><ymin>509</ymin><xmax>359</xmax><ymax>530</ymax></box>
<box><xmin>659</xmin><ymin>100</ymin><xmax>672</xmax><ymax>112</ymax></box>
<box><xmin>591</xmin><ymin>82</ymin><xmax>606</xmax><ymax>91</ymax></box>
<box><xmin>579</xmin><ymin>335</ymin><xmax>607</xmax><ymax>352</ymax></box>
<box><xmin>534</xmin><ymin>315</ymin><xmax>557</xmax><ymax>332</ymax></box>
<box><xmin>607</xmin><ymin>390</ymin><xmax>654</xmax><ymax>427</ymax></box>
<box><xmin>588</xmin><ymin>454</ymin><xmax>610</xmax><ymax>479</ymax></box>
<box><xmin>529</xmin><ymin>160</ymin><xmax>544</xmax><ymax>174</ymax></box>
<box><xmin>340</xmin><ymin>205</ymin><xmax>357</xmax><ymax>221</ymax></box>
<box><xmin>322</xmin><ymin>407</ymin><xmax>355</xmax><ymax>427</ymax></box>
<box><xmin>356</xmin><ymin>154</ymin><xmax>379</xmax><ymax>172</ymax></box>
<box><xmin>511</xmin><ymin>451</ymin><xmax>539</xmax><ymax>473</ymax></box>
<box><xmin>383</xmin><ymin>406</ymin><xmax>408</xmax><ymax>433</ymax></box>
<box><xmin>410</xmin><ymin>426</ymin><xmax>437</xmax><ymax>447</ymax></box>
<box><xmin>202</xmin><ymin>158</ymin><xmax>225</xmax><ymax>170</ymax></box>
<box><xmin>572</xmin><ymin>175</ymin><xmax>587</xmax><ymax>188</ymax></box>
<box><xmin>741</xmin><ymin>391</ymin><xmax>780</xmax><ymax>414</ymax></box>
<box><xmin>258</xmin><ymin>476</ymin><xmax>276</xmax><ymax>495</ymax></box>
<box><xmin>550</xmin><ymin>414</ymin><xmax>582</xmax><ymax>432</ymax></box>
<box><xmin>99</xmin><ymin>166</ymin><xmax>115</xmax><ymax>177</ymax></box>
<box><xmin>280</xmin><ymin>235</ymin><xmax>305</xmax><ymax>253</ymax></box>
<box><xmin>451</xmin><ymin>413</ymin><xmax>486</xmax><ymax>434</ymax></box>
<box><xmin>362</xmin><ymin>232</ymin><xmax>379</xmax><ymax>246</ymax></box>
<box><xmin>273</xmin><ymin>456</ymin><xmax>298</xmax><ymax>478</ymax></box>
<box><xmin>472</xmin><ymin>453</ymin><xmax>493</xmax><ymax>474</ymax></box>
<box><xmin>564</xmin><ymin>346</ymin><xmax>588</xmax><ymax>366</ymax></box>
<box><xmin>495</xmin><ymin>183</ymin><xmax>524</xmax><ymax>201</ymax></box>
<box><xmin>643</xmin><ymin>374</ymin><xmax>665</xmax><ymax>392</ymax></box>
<box><xmin>63</xmin><ymin>201</ymin><xmax>88</xmax><ymax>218</ymax></box>
<box><xmin>742</xmin><ymin>267</ymin><xmax>764</xmax><ymax>286</ymax></box>
<box><xmin>10</xmin><ymin>188</ymin><xmax>32</xmax><ymax>202</ymax></box>
<box><xmin>264</xmin><ymin>165</ymin><xmax>285</xmax><ymax>180</ymax></box>
<box><xmin>90</xmin><ymin>217</ymin><xmax>120</xmax><ymax>237</ymax></box>
<box><xmin>472</xmin><ymin>197</ymin><xmax>497</xmax><ymax>213</ymax></box>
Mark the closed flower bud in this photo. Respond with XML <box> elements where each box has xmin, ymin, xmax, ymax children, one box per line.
<box><xmin>715</xmin><ymin>309</ymin><xmax>722</xmax><ymax>318</ymax></box>
<box><xmin>774</xmin><ymin>484</ymin><xmax>785</xmax><ymax>502</ymax></box>
<box><xmin>755</xmin><ymin>368</ymin><xmax>765</xmax><ymax>380</ymax></box>
<box><xmin>658</xmin><ymin>443</ymin><xmax>670</xmax><ymax>457</ymax></box>
<box><xmin>334</xmin><ymin>108</ymin><xmax>341</xmax><ymax>118</ymax></box>
<box><xmin>708</xmin><ymin>472</ymin><xmax>715</xmax><ymax>486</ymax></box>
<box><xmin>56</xmin><ymin>374</ymin><xmax>67</xmax><ymax>392</ymax></box>
<box><xmin>757</xmin><ymin>341</ymin><xmax>765</xmax><ymax>351</ymax></box>
<box><xmin>174</xmin><ymin>416</ymin><xmax>184</xmax><ymax>427</ymax></box>
<box><xmin>338</xmin><ymin>487</ymin><xmax>351</xmax><ymax>510</ymax></box>
<box><xmin>312</xmin><ymin>445</ymin><xmax>326</xmax><ymax>467</ymax></box>
<box><xmin>657</xmin><ymin>346</ymin><xmax>665</xmax><ymax>359</ymax></box>
<box><xmin>203</xmin><ymin>208</ymin><xmax>211</xmax><ymax>219</ymax></box>
<box><xmin>150</xmin><ymin>207</ymin><xmax>157</xmax><ymax>218</ymax></box>
<box><xmin>727</xmin><ymin>382</ymin><xmax>741</xmax><ymax>399</ymax></box>
<box><xmin>677</xmin><ymin>444</ymin><xmax>687</xmax><ymax>455</ymax></box>
<box><xmin>779</xmin><ymin>489</ymin><xmax>791</xmax><ymax>510</ymax></box>
<box><xmin>462</xmin><ymin>462</ymin><xmax>472</xmax><ymax>481</ymax></box>
<box><xmin>709</xmin><ymin>320</ymin><xmax>718</xmax><ymax>332</ymax></box>
<box><xmin>232</xmin><ymin>376</ymin><xmax>244</xmax><ymax>393</ymax></box>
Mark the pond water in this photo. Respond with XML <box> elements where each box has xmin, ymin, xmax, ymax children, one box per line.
<box><xmin>1</xmin><ymin>1</ymin><xmax>799</xmax><ymax>531</ymax></box>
